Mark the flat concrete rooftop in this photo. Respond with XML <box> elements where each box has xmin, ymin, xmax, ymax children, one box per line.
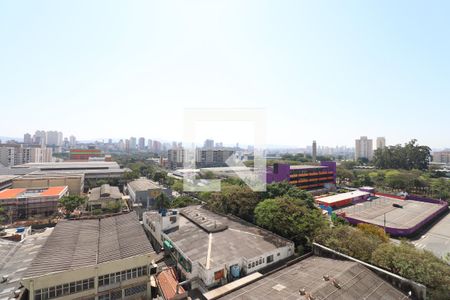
<box><xmin>158</xmin><ymin>206</ymin><xmax>293</xmax><ymax>269</ymax></box>
<box><xmin>336</xmin><ymin>197</ymin><xmax>444</xmax><ymax>230</ymax></box>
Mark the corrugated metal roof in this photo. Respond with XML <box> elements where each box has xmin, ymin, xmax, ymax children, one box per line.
<box><xmin>219</xmin><ymin>256</ymin><xmax>408</xmax><ymax>300</ymax></box>
<box><xmin>24</xmin><ymin>213</ymin><xmax>154</xmax><ymax>278</ymax></box>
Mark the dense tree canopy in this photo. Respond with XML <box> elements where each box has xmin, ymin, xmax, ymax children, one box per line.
<box><xmin>255</xmin><ymin>196</ymin><xmax>327</xmax><ymax>246</ymax></box>
<box><xmin>59</xmin><ymin>195</ymin><xmax>86</xmax><ymax>217</ymax></box>
<box><xmin>373</xmin><ymin>139</ymin><xmax>431</xmax><ymax>170</ymax></box>
<box><xmin>372</xmin><ymin>242</ymin><xmax>450</xmax><ymax>299</ymax></box>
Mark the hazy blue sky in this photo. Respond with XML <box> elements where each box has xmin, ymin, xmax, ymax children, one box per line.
<box><xmin>1</xmin><ymin>1</ymin><xmax>449</xmax><ymax>148</ymax></box>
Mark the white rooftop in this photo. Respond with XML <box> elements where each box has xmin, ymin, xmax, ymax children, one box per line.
<box><xmin>317</xmin><ymin>190</ymin><xmax>369</xmax><ymax>204</ymax></box>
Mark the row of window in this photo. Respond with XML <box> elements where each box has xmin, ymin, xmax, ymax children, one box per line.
<box><xmin>247</xmin><ymin>253</ymin><xmax>279</xmax><ymax>270</ymax></box>
<box><xmin>35</xmin><ymin>278</ymin><xmax>94</xmax><ymax>300</ymax></box>
<box><xmin>98</xmin><ymin>266</ymin><xmax>148</xmax><ymax>287</ymax></box>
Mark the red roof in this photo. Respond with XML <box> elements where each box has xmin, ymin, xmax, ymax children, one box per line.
<box><xmin>0</xmin><ymin>188</ymin><xmax>26</xmax><ymax>199</ymax></box>
<box><xmin>0</xmin><ymin>186</ymin><xmax>67</xmax><ymax>200</ymax></box>
<box><xmin>40</xmin><ymin>186</ymin><xmax>67</xmax><ymax>196</ymax></box>
<box><xmin>157</xmin><ymin>268</ymin><xmax>186</xmax><ymax>300</ymax></box>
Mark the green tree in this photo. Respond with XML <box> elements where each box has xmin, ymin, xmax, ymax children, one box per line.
<box><xmin>155</xmin><ymin>192</ymin><xmax>171</xmax><ymax>210</ymax></box>
<box><xmin>373</xmin><ymin>139</ymin><xmax>431</xmax><ymax>170</ymax></box>
<box><xmin>372</xmin><ymin>241</ymin><xmax>450</xmax><ymax>299</ymax></box>
<box><xmin>206</xmin><ymin>183</ymin><xmax>260</xmax><ymax>222</ymax></box>
<box><xmin>254</xmin><ymin>197</ymin><xmax>327</xmax><ymax>246</ymax></box>
<box><xmin>262</xmin><ymin>182</ymin><xmax>315</xmax><ymax>208</ymax></box>
<box><xmin>171</xmin><ymin>196</ymin><xmax>199</xmax><ymax>208</ymax></box>
<box><xmin>59</xmin><ymin>195</ymin><xmax>87</xmax><ymax>217</ymax></box>
<box><xmin>105</xmin><ymin>201</ymin><xmax>122</xmax><ymax>213</ymax></box>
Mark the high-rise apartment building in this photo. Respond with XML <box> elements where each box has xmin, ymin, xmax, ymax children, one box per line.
<box><xmin>355</xmin><ymin>136</ymin><xmax>373</xmax><ymax>161</ymax></box>
<box><xmin>312</xmin><ymin>140</ymin><xmax>317</xmax><ymax>162</ymax></box>
<box><xmin>130</xmin><ymin>137</ymin><xmax>137</xmax><ymax>150</ymax></box>
<box><xmin>33</xmin><ymin>130</ymin><xmax>47</xmax><ymax>145</ymax></box>
<box><xmin>23</xmin><ymin>133</ymin><xmax>32</xmax><ymax>144</ymax></box>
<box><xmin>203</xmin><ymin>139</ymin><xmax>214</xmax><ymax>149</ymax></box>
<box><xmin>147</xmin><ymin>139</ymin><xmax>153</xmax><ymax>151</ymax></box>
<box><xmin>138</xmin><ymin>137</ymin><xmax>146</xmax><ymax>150</ymax></box>
<box><xmin>376</xmin><ymin>137</ymin><xmax>386</xmax><ymax>149</ymax></box>
<box><xmin>46</xmin><ymin>131</ymin><xmax>63</xmax><ymax>146</ymax></box>
<box><xmin>69</xmin><ymin>135</ymin><xmax>77</xmax><ymax>147</ymax></box>
<box><xmin>0</xmin><ymin>145</ymin><xmax>53</xmax><ymax>166</ymax></box>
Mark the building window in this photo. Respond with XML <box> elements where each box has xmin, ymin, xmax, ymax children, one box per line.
<box><xmin>247</xmin><ymin>263</ymin><xmax>251</xmax><ymax>269</ymax></box>
<box><xmin>35</xmin><ymin>277</ymin><xmax>94</xmax><ymax>300</ymax></box>
<box><xmin>124</xmin><ymin>284</ymin><xmax>147</xmax><ymax>297</ymax></box>
<box><xmin>251</xmin><ymin>262</ymin><xmax>255</xmax><ymax>268</ymax></box>
<box><xmin>259</xmin><ymin>258</ymin><xmax>263</xmax><ymax>265</ymax></box>
<box><xmin>267</xmin><ymin>255</ymin><xmax>274</xmax><ymax>263</ymax></box>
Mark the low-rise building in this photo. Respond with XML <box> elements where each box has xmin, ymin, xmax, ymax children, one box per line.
<box><xmin>0</xmin><ymin>175</ymin><xmax>18</xmax><ymax>191</ymax></box>
<box><xmin>12</xmin><ymin>161</ymin><xmax>127</xmax><ymax>180</ymax></box>
<box><xmin>12</xmin><ymin>173</ymin><xmax>84</xmax><ymax>195</ymax></box>
<box><xmin>87</xmin><ymin>184</ymin><xmax>124</xmax><ymax>211</ymax></box>
<box><xmin>433</xmin><ymin>151</ymin><xmax>450</xmax><ymax>164</ymax></box>
<box><xmin>143</xmin><ymin>206</ymin><xmax>295</xmax><ymax>290</ymax></box>
<box><xmin>315</xmin><ymin>190</ymin><xmax>370</xmax><ymax>208</ymax></box>
<box><xmin>0</xmin><ymin>186</ymin><xmax>68</xmax><ymax>222</ymax></box>
<box><xmin>127</xmin><ymin>178</ymin><xmax>165</xmax><ymax>209</ymax></box>
<box><xmin>21</xmin><ymin>213</ymin><xmax>157</xmax><ymax>300</ymax></box>
<box><xmin>266</xmin><ymin>162</ymin><xmax>336</xmax><ymax>193</ymax></box>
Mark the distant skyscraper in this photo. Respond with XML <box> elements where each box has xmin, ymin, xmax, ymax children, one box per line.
<box><xmin>376</xmin><ymin>137</ymin><xmax>386</xmax><ymax>149</ymax></box>
<box><xmin>108</xmin><ymin>138</ymin><xmax>112</xmax><ymax>144</ymax></box>
<box><xmin>23</xmin><ymin>133</ymin><xmax>32</xmax><ymax>144</ymax></box>
<box><xmin>203</xmin><ymin>139</ymin><xmax>214</xmax><ymax>149</ymax></box>
<box><xmin>355</xmin><ymin>136</ymin><xmax>373</xmax><ymax>161</ymax></box>
<box><xmin>147</xmin><ymin>139</ymin><xmax>153</xmax><ymax>151</ymax></box>
<box><xmin>138</xmin><ymin>137</ymin><xmax>146</xmax><ymax>150</ymax></box>
<box><xmin>33</xmin><ymin>130</ymin><xmax>46</xmax><ymax>145</ymax></box>
<box><xmin>129</xmin><ymin>137</ymin><xmax>137</xmax><ymax>150</ymax></box>
<box><xmin>46</xmin><ymin>131</ymin><xmax>63</xmax><ymax>146</ymax></box>
<box><xmin>69</xmin><ymin>135</ymin><xmax>77</xmax><ymax>147</ymax></box>
<box><xmin>312</xmin><ymin>140</ymin><xmax>317</xmax><ymax>162</ymax></box>
<box><xmin>125</xmin><ymin>139</ymin><xmax>130</xmax><ymax>152</ymax></box>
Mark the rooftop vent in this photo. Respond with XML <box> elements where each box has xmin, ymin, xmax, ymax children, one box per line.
<box><xmin>299</xmin><ymin>288</ymin><xmax>306</xmax><ymax>295</ymax></box>
<box><xmin>323</xmin><ymin>274</ymin><xmax>330</xmax><ymax>281</ymax></box>
<box><xmin>1</xmin><ymin>275</ymin><xmax>8</xmax><ymax>283</ymax></box>
<box><xmin>332</xmin><ymin>278</ymin><xmax>341</xmax><ymax>289</ymax></box>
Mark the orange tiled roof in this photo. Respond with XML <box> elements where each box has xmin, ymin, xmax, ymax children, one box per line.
<box><xmin>0</xmin><ymin>188</ymin><xmax>26</xmax><ymax>199</ymax></box>
<box><xmin>40</xmin><ymin>186</ymin><xmax>67</xmax><ymax>196</ymax></box>
<box><xmin>157</xmin><ymin>268</ymin><xmax>185</xmax><ymax>300</ymax></box>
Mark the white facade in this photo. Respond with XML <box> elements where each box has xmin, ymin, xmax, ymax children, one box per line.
<box><xmin>355</xmin><ymin>136</ymin><xmax>373</xmax><ymax>161</ymax></box>
<box><xmin>433</xmin><ymin>151</ymin><xmax>450</xmax><ymax>164</ymax></box>
<box><xmin>143</xmin><ymin>209</ymin><xmax>295</xmax><ymax>289</ymax></box>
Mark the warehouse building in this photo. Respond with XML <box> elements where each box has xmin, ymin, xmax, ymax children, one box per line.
<box><xmin>12</xmin><ymin>173</ymin><xmax>84</xmax><ymax>195</ymax></box>
<box><xmin>0</xmin><ymin>186</ymin><xmax>68</xmax><ymax>222</ymax></box>
<box><xmin>315</xmin><ymin>190</ymin><xmax>371</xmax><ymax>208</ymax></box>
<box><xmin>143</xmin><ymin>206</ymin><xmax>295</xmax><ymax>290</ymax></box>
<box><xmin>21</xmin><ymin>213</ymin><xmax>157</xmax><ymax>300</ymax></box>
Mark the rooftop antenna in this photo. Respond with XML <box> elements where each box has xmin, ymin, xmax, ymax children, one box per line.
<box><xmin>206</xmin><ymin>233</ymin><xmax>213</xmax><ymax>270</ymax></box>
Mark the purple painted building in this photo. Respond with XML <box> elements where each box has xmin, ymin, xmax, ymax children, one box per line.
<box><xmin>266</xmin><ymin>161</ymin><xmax>337</xmax><ymax>191</ymax></box>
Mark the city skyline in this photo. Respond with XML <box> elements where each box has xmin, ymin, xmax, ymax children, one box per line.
<box><xmin>1</xmin><ymin>1</ymin><xmax>450</xmax><ymax>148</ymax></box>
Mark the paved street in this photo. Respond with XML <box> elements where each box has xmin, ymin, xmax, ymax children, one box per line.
<box><xmin>412</xmin><ymin>212</ymin><xmax>450</xmax><ymax>260</ymax></box>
